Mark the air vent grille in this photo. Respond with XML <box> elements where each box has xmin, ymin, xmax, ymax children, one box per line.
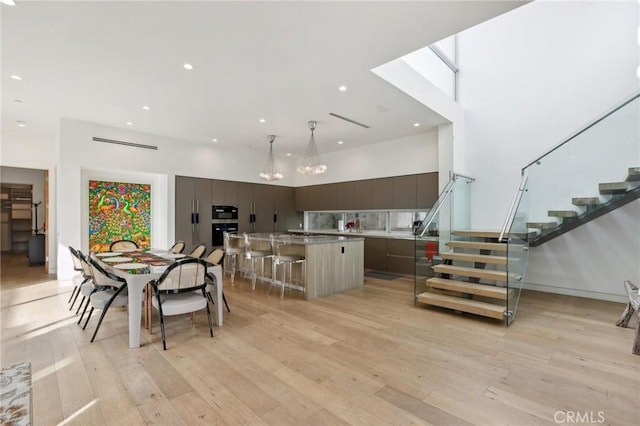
<box><xmin>92</xmin><ymin>136</ymin><xmax>158</xmax><ymax>150</ymax></box>
<box><xmin>328</xmin><ymin>112</ymin><xmax>370</xmax><ymax>129</ymax></box>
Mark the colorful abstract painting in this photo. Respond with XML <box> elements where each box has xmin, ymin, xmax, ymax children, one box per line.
<box><xmin>89</xmin><ymin>180</ymin><xmax>151</xmax><ymax>252</ymax></box>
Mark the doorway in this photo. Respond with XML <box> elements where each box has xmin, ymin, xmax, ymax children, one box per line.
<box><xmin>0</xmin><ymin>166</ymin><xmax>48</xmax><ymax>276</ymax></box>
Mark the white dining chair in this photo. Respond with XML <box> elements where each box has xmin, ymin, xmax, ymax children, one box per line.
<box><xmin>150</xmin><ymin>258</ymin><xmax>213</xmax><ymax>350</ymax></box>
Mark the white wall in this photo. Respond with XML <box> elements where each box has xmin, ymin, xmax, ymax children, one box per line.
<box><xmin>458</xmin><ymin>0</ymin><xmax>639</xmax><ymax>228</ymax></box>
<box><xmin>525</xmin><ymin>200</ymin><xmax>640</xmax><ymax>302</ymax></box>
<box><xmin>372</xmin><ymin>56</ymin><xmax>465</xmax><ymax>189</ymax></box>
<box><xmin>457</xmin><ymin>0</ymin><xmax>640</xmax><ymax>299</ymax></box>
<box><xmin>295</xmin><ymin>130</ymin><xmax>439</xmax><ymax>186</ymax></box>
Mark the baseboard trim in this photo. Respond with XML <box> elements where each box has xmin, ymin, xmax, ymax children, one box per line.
<box><xmin>522</xmin><ymin>282</ymin><xmax>627</xmax><ymax>303</ymax></box>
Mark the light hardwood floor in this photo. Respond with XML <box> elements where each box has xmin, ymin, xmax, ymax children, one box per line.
<box><xmin>1</xmin><ymin>253</ymin><xmax>639</xmax><ymax>425</ymax></box>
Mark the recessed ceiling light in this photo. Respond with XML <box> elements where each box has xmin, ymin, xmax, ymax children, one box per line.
<box><xmin>286</xmin><ymin>153</ymin><xmax>291</xmax><ymax>156</ymax></box>
<box><xmin>413</xmin><ymin>122</ymin><xmax>420</xmax><ymax>127</ymax></box>
<box><xmin>126</xmin><ymin>122</ymin><xmax>133</xmax><ymax>126</ymax></box>
<box><xmin>338</xmin><ymin>85</ymin><xmax>347</xmax><ymax>92</ymax></box>
<box><xmin>142</xmin><ymin>105</ymin><xmax>150</xmax><ymax>111</ymax></box>
<box><xmin>259</xmin><ymin>118</ymin><xmax>266</xmax><ymax>123</ymax></box>
<box><xmin>183</xmin><ymin>63</ymin><xmax>194</xmax><ymax>70</ymax></box>
<box><xmin>16</xmin><ymin>120</ymin><xmax>26</xmax><ymax>127</ymax></box>
<box><xmin>10</xmin><ymin>75</ymin><xmax>22</xmax><ymax>80</ymax></box>
<box><xmin>212</xmin><ymin>138</ymin><xmax>218</xmax><ymax>142</ymax></box>
<box><xmin>1</xmin><ymin>0</ymin><xmax>16</xmax><ymax>6</ymax></box>
<box><xmin>338</xmin><ymin>140</ymin><xmax>344</xmax><ymax>145</ymax></box>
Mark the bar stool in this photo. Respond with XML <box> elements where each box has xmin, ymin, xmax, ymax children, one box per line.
<box><xmin>269</xmin><ymin>234</ymin><xmax>306</xmax><ymax>299</ymax></box>
<box><xmin>223</xmin><ymin>232</ymin><xmax>243</xmax><ymax>284</ymax></box>
<box><xmin>243</xmin><ymin>233</ymin><xmax>272</xmax><ymax>290</ymax></box>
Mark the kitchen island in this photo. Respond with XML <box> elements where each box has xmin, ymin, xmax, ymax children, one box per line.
<box><xmin>248</xmin><ymin>233</ymin><xmax>364</xmax><ymax>299</ymax></box>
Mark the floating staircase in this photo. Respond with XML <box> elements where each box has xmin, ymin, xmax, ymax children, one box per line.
<box><xmin>528</xmin><ymin>166</ymin><xmax>640</xmax><ymax>246</ymax></box>
<box><xmin>417</xmin><ymin>230</ymin><xmax>510</xmax><ymax>321</ymax></box>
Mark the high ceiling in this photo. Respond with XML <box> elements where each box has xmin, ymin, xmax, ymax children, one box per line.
<box><xmin>1</xmin><ymin>1</ymin><xmax>524</xmax><ymax>159</ymax></box>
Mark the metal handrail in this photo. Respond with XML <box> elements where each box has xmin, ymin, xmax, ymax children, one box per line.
<box><xmin>522</xmin><ymin>90</ymin><xmax>639</xmax><ymax>172</ymax></box>
<box><xmin>499</xmin><ymin>174</ymin><xmax>528</xmax><ymax>242</ymax></box>
<box><xmin>418</xmin><ymin>173</ymin><xmax>474</xmax><ymax>237</ymax></box>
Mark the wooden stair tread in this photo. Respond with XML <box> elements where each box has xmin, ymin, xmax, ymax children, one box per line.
<box><xmin>626</xmin><ymin>167</ymin><xmax>640</xmax><ymax>182</ymax></box>
<box><xmin>548</xmin><ymin>210</ymin><xmax>578</xmax><ymax>218</ymax></box>
<box><xmin>433</xmin><ymin>264</ymin><xmax>507</xmax><ymax>282</ymax></box>
<box><xmin>441</xmin><ymin>252</ymin><xmax>507</xmax><ymax>266</ymax></box>
<box><xmin>451</xmin><ymin>230</ymin><xmax>502</xmax><ymax>239</ymax></box>
<box><xmin>417</xmin><ymin>292</ymin><xmax>505</xmax><ymax>320</ymax></box>
<box><xmin>599</xmin><ymin>182</ymin><xmax>628</xmax><ymax>194</ymax></box>
<box><xmin>572</xmin><ymin>197</ymin><xmax>600</xmax><ymax>206</ymax></box>
<box><xmin>427</xmin><ymin>277</ymin><xmax>507</xmax><ymax>300</ymax></box>
<box><xmin>526</xmin><ymin>222</ymin><xmax>557</xmax><ymax>229</ymax></box>
<box><xmin>447</xmin><ymin>241</ymin><xmax>507</xmax><ymax>251</ymax></box>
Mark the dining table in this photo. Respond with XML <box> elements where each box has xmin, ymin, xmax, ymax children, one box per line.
<box><xmin>94</xmin><ymin>249</ymin><xmax>223</xmax><ymax>348</ymax></box>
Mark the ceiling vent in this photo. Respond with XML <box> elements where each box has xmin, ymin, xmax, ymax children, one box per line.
<box><xmin>328</xmin><ymin>112</ymin><xmax>370</xmax><ymax>129</ymax></box>
<box><xmin>92</xmin><ymin>136</ymin><xmax>158</xmax><ymax>150</ymax></box>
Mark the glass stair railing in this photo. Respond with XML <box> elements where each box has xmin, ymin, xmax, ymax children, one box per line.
<box><xmin>499</xmin><ymin>91</ymin><xmax>640</xmax><ymax>325</ymax></box>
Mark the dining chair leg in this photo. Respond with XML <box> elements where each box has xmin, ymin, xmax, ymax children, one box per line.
<box><xmin>75</xmin><ymin>296</ymin><xmax>86</xmax><ymax>315</ymax></box>
<box><xmin>157</xmin><ymin>298</ymin><xmax>167</xmax><ymax>351</ymax></box>
<box><xmin>90</xmin><ymin>285</ymin><xmax>127</xmax><ymax>342</ymax></box>
<box><xmin>82</xmin><ymin>307</ymin><xmax>94</xmax><ymax>330</ymax></box>
<box><xmin>222</xmin><ymin>292</ymin><xmax>230</xmax><ymax>313</ymax></box>
<box><xmin>68</xmin><ymin>286</ymin><xmax>78</xmax><ymax>304</ymax></box>
<box><xmin>77</xmin><ymin>297</ymin><xmax>90</xmax><ymax>324</ymax></box>
<box><xmin>204</xmin><ymin>296</ymin><xmax>214</xmax><ymax>338</ymax></box>
<box><xmin>69</xmin><ymin>288</ymin><xmax>82</xmax><ymax>311</ymax></box>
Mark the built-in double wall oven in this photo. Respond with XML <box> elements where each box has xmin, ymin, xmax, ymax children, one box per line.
<box><xmin>212</xmin><ymin>205</ymin><xmax>238</xmax><ymax>247</ymax></box>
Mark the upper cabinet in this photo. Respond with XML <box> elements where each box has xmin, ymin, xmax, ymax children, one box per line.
<box><xmin>295</xmin><ymin>173</ymin><xmax>438</xmax><ymax>212</ymax></box>
<box><xmin>295</xmin><ymin>186</ymin><xmax>308</xmax><ymax>212</ymax></box>
<box><xmin>321</xmin><ymin>184</ymin><xmax>339</xmax><ymax>211</ymax></box>
<box><xmin>352</xmin><ymin>179</ymin><xmax>373</xmax><ymax>210</ymax></box>
<box><xmin>335</xmin><ymin>181</ymin><xmax>354</xmax><ymax>210</ymax></box>
<box><xmin>371</xmin><ymin>177</ymin><xmax>393</xmax><ymax>209</ymax></box>
<box><xmin>392</xmin><ymin>175</ymin><xmax>417</xmax><ymax>209</ymax></box>
<box><xmin>416</xmin><ymin>172</ymin><xmax>438</xmax><ymax>209</ymax></box>
<box><xmin>211</xmin><ymin>180</ymin><xmax>239</xmax><ymax>206</ymax></box>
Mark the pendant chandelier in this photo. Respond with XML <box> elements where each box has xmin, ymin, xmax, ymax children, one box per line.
<box><xmin>296</xmin><ymin>120</ymin><xmax>327</xmax><ymax>175</ymax></box>
<box><xmin>259</xmin><ymin>135</ymin><xmax>284</xmax><ymax>181</ymax></box>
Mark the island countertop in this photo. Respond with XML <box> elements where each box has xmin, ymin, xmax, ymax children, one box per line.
<box><xmin>288</xmin><ymin>229</ymin><xmax>416</xmax><ymax>240</ymax></box>
<box><xmin>250</xmin><ymin>233</ymin><xmax>364</xmax><ymax>245</ymax></box>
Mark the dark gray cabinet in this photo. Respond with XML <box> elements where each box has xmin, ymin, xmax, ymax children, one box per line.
<box><xmin>386</xmin><ymin>239</ymin><xmax>414</xmax><ymax>274</ymax></box>
<box><xmin>363</xmin><ymin>236</ymin><xmax>414</xmax><ymax>275</ymax></box>
<box><xmin>321</xmin><ymin>184</ymin><xmax>339</xmax><ymax>211</ymax></box>
<box><xmin>335</xmin><ymin>181</ymin><xmax>354</xmax><ymax>210</ymax></box>
<box><xmin>238</xmin><ymin>183</ymin><xmax>274</xmax><ymax>233</ymax></box>
<box><xmin>253</xmin><ymin>184</ymin><xmax>274</xmax><ymax>232</ymax></box>
<box><xmin>364</xmin><ymin>237</ymin><xmax>387</xmax><ymax>271</ymax></box>
<box><xmin>211</xmin><ymin>180</ymin><xmax>239</xmax><ymax>206</ymax></box>
<box><xmin>238</xmin><ymin>182</ymin><xmax>253</xmax><ymax>233</ymax></box>
<box><xmin>307</xmin><ymin>185</ymin><xmax>323</xmax><ymax>211</ymax></box>
<box><xmin>175</xmin><ymin>176</ymin><xmax>212</xmax><ymax>252</ymax></box>
<box><xmin>371</xmin><ymin>178</ymin><xmax>393</xmax><ymax>209</ymax></box>
<box><xmin>352</xmin><ymin>180</ymin><xmax>373</xmax><ymax>210</ymax></box>
<box><xmin>295</xmin><ymin>173</ymin><xmax>437</xmax><ymax>212</ymax></box>
<box><xmin>393</xmin><ymin>175</ymin><xmax>417</xmax><ymax>209</ymax></box>
<box><xmin>274</xmin><ymin>186</ymin><xmax>300</xmax><ymax>232</ymax></box>
<box><xmin>295</xmin><ymin>186</ymin><xmax>308</xmax><ymax>212</ymax></box>
<box><xmin>416</xmin><ymin>172</ymin><xmax>438</xmax><ymax>209</ymax></box>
